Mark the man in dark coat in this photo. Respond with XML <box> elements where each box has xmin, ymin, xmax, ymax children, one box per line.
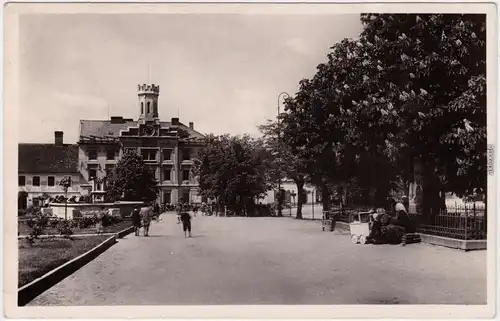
<box><xmin>131</xmin><ymin>206</ymin><xmax>141</xmax><ymax>236</ymax></box>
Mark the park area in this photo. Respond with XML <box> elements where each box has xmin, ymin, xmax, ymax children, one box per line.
<box><xmin>18</xmin><ymin>235</ymin><xmax>111</xmax><ymax>287</ymax></box>
<box><xmin>28</xmin><ymin>213</ymin><xmax>486</xmax><ymax>306</ymax></box>
<box><xmin>18</xmin><ymin>214</ymin><xmax>133</xmax><ymax>288</ymax></box>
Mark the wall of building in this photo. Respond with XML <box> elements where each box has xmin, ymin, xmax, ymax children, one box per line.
<box><xmin>79</xmin><ymin>141</ymin><xmax>202</xmax><ymax>205</ymax></box>
<box><xmin>259</xmin><ymin>180</ymin><xmax>318</xmax><ymax>205</ymax></box>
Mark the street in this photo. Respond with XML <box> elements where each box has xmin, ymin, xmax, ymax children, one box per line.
<box><xmin>29</xmin><ymin>213</ymin><xmax>486</xmax><ymax>305</ymax></box>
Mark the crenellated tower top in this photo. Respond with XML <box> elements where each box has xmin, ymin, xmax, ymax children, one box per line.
<box><xmin>137</xmin><ymin>84</ymin><xmax>160</xmax><ymax>95</ymax></box>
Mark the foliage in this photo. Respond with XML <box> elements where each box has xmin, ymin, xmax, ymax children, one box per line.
<box><xmin>100</xmin><ymin>213</ymin><xmax>121</xmax><ymax>227</ymax></box>
<box><xmin>25</xmin><ymin>209</ymin><xmax>53</xmax><ymax>246</ymax></box>
<box><xmin>258</xmin><ymin>119</ymin><xmax>309</xmax><ymax>218</ymax></box>
<box><xmin>105</xmin><ymin>153</ymin><xmax>159</xmax><ymax>202</ymax></box>
<box><xmin>57</xmin><ymin>220</ymin><xmax>74</xmax><ymax>238</ymax></box>
<box><xmin>281</xmin><ymin>14</ymin><xmax>486</xmax><ymax>211</ymax></box>
<box><xmin>193</xmin><ymin>134</ymin><xmax>271</xmax><ymax>215</ymax></box>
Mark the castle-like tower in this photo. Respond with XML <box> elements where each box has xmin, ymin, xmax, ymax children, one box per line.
<box><xmin>138</xmin><ymin>84</ymin><xmax>160</xmax><ymax>125</ymax></box>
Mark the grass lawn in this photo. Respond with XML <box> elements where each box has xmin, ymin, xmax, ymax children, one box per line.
<box><xmin>18</xmin><ymin>235</ymin><xmax>111</xmax><ymax>288</ymax></box>
<box><xmin>18</xmin><ymin>219</ymin><xmax>132</xmax><ymax>236</ymax></box>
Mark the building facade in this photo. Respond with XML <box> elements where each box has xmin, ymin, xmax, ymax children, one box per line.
<box><xmin>78</xmin><ymin>84</ymin><xmax>205</xmax><ymax>205</ymax></box>
<box><xmin>260</xmin><ymin>179</ymin><xmax>319</xmax><ymax>205</ymax></box>
<box><xmin>18</xmin><ymin>131</ymin><xmax>89</xmax><ymax>209</ymax></box>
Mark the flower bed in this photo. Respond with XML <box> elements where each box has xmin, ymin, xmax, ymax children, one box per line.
<box><xmin>18</xmin><ymin>235</ymin><xmax>110</xmax><ymax>287</ymax></box>
<box><xmin>18</xmin><ymin>217</ymin><xmax>132</xmax><ymax>236</ymax></box>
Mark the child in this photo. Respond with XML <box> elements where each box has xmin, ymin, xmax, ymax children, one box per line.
<box><xmin>180</xmin><ymin>210</ymin><xmax>192</xmax><ymax>238</ymax></box>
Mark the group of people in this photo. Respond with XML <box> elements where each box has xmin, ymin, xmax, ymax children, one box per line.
<box><xmin>365</xmin><ymin>196</ymin><xmax>415</xmax><ymax>244</ymax></box>
<box><xmin>130</xmin><ymin>202</ymin><xmax>193</xmax><ymax>238</ymax></box>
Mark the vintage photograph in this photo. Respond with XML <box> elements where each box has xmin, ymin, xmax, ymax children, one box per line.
<box><xmin>4</xmin><ymin>2</ymin><xmax>495</xmax><ymax>318</ymax></box>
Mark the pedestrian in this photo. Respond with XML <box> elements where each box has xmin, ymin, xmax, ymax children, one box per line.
<box><xmin>140</xmin><ymin>203</ymin><xmax>153</xmax><ymax>237</ymax></box>
<box><xmin>180</xmin><ymin>207</ymin><xmax>192</xmax><ymax>238</ymax></box>
<box><xmin>175</xmin><ymin>203</ymin><xmax>182</xmax><ymax>224</ymax></box>
<box><xmin>131</xmin><ymin>205</ymin><xmax>141</xmax><ymax>236</ymax></box>
<box><xmin>193</xmin><ymin>204</ymin><xmax>198</xmax><ymax>217</ymax></box>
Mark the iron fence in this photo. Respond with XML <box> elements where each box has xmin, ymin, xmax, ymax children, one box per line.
<box><xmin>324</xmin><ymin>204</ymin><xmax>487</xmax><ymax>240</ymax></box>
<box><xmin>409</xmin><ymin>205</ymin><xmax>487</xmax><ymax>240</ymax></box>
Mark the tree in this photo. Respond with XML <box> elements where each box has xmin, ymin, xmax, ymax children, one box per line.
<box><xmin>105</xmin><ymin>153</ymin><xmax>158</xmax><ymax>202</ymax></box>
<box><xmin>281</xmin><ymin>14</ymin><xmax>486</xmax><ymax>216</ymax></box>
<box><xmin>193</xmin><ymin>134</ymin><xmax>271</xmax><ymax>216</ymax></box>
<box><xmin>258</xmin><ymin>119</ymin><xmax>309</xmax><ymax>219</ymax></box>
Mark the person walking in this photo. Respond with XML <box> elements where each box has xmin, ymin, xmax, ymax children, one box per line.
<box><xmin>131</xmin><ymin>206</ymin><xmax>141</xmax><ymax>236</ymax></box>
<box><xmin>140</xmin><ymin>203</ymin><xmax>153</xmax><ymax>237</ymax></box>
<box><xmin>180</xmin><ymin>206</ymin><xmax>192</xmax><ymax>238</ymax></box>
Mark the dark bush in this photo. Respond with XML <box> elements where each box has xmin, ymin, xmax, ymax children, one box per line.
<box><xmin>57</xmin><ymin>220</ymin><xmax>74</xmax><ymax>238</ymax></box>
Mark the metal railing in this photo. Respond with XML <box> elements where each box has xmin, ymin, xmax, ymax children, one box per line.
<box><xmin>323</xmin><ymin>204</ymin><xmax>487</xmax><ymax>240</ymax></box>
<box><xmin>409</xmin><ymin>205</ymin><xmax>487</xmax><ymax>240</ymax></box>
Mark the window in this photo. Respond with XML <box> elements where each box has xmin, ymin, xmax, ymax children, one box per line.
<box><xmin>141</xmin><ymin>149</ymin><xmax>157</xmax><ymax>161</ymax></box>
<box><xmin>88</xmin><ymin>149</ymin><xmax>98</xmax><ymax>160</ymax></box>
<box><xmin>106</xmin><ymin>149</ymin><xmax>115</xmax><ymax>160</ymax></box>
<box><xmin>105</xmin><ymin>164</ymin><xmax>114</xmax><ymax>176</ymax></box>
<box><xmin>124</xmin><ymin>148</ymin><xmax>136</xmax><ymax>155</ymax></box>
<box><xmin>32</xmin><ymin>176</ymin><xmax>40</xmax><ymax>186</ymax></box>
<box><xmin>183</xmin><ymin>170</ymin><xmax>190</xmax><ymax>181</ymax></box>
<box><xmin>18</xmin><ymin>176</ymin><xmax>25</xmax><ymax>186</ymax></box>
<box><xmin>182</xmin><ymin>149</ymin><xmax>191</xmax><ymax>161</ymax></box>
<box><xmin>48</xmin><ymin>176</ymin><xmax>55</xmax><ymax>186</ymax></box>
<box><xmin>183</xmin><ymin>192</ymin><xmax>190</xmax><ymax>203</ymax></box>
<box><xmin>88</xmin><ymin>164</ymin><xmax>98</xmax><ymax>180</ymax></box>
<box><xmin>163</xmin><ymin>168</ymin><xmax>171</xmax><ymax>181</ymax></box>
<box><xmin>141</xmin><ymin>102</ymin><xmax>144</xmax><ymax>114</ymax></box>
<box><xmin>162</xmin><ymin>149</ymin><xmax>172</xmax><ymax>161</ymax></box>
<box><xmin>147</xmin><ymin>102</ymin><xmax>150</xmax><ymax>114</ymax></box>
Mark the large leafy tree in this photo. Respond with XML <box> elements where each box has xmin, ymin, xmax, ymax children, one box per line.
<box><xmin>194</xmin><ymin>134</ymin><xmax>271</xmax><ymax>215</ymax></box>
<box><xmin>105</xmin><ymin>152</ymin><xmax>159</xmax><ymax>202</ymax></box>
<box><xmin>281</xmin><ymin>14</ymin><xmax>486</xmax><ymax>214</ymax></box>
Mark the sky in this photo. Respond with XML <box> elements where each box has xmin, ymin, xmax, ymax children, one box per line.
<box><xmin>19</xmin><ymin>14</ymin><xmax>363</xmax><ymax>143</ymax></box>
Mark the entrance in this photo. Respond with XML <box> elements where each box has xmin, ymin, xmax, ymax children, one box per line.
<box><xmin>163</xmin><ymin>191</ymin><xmax>171</xmax><ymax>205</ymax></box>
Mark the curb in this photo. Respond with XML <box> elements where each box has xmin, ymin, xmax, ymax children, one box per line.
<box><xmin>17</xmin><ymin>235</ymin><xmax>117</xmax><ymax>306</ymax></box>
<box><xmin>116</xmin><ymin>226</ymin><xmax>135</xmax><ymax>239</ymax></box>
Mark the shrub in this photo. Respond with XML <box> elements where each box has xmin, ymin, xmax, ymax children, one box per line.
<box><xmin>100</xmin><ymin>213</ymin><xmax>121</xmax><ymax>227</ymax></box>
<box><xmin>25</xmin><ymin>209</ymin><xmax>53</xmax><ymax>246</ymax></box>
<box><xmin>78</xmin><ymin>216</ymin><xmax>97</xmax><ymax>229</ymax></box>
<box><xmin>57</xmin><ymin>220</ymin><xmax>74</xmax><ymax>238</ymax></box>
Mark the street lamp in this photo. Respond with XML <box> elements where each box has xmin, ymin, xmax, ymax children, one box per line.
<box><xmin>277</xmin><ymin>91</ymin><xmax>290</xmax><ymax>217</ymax></box>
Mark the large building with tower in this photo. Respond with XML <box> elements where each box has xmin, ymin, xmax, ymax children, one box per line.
<box><xmin>77</xmin><ymin>83</ymin><xmax>205</xmax><ymax>205</ymax></box>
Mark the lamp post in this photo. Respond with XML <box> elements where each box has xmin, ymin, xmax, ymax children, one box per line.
<box><xmin>277</xmin><ymin>92</ymin><xmax>290</xmax><ymax>217</ymax></box>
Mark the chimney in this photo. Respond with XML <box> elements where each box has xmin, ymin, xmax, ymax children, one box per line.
<box><xmin>110</xmin><ymin>116</ymin><xmax>124</xmax><ymax>124</ymax></box>
<box><xmin>54</xmin><ymin>131</ymin><xmax>64</xmax><ymax>146</ymax></box>
<box><xmin>171</xmin><ymin>117</ymin><xmax>179</xmax><ymax>126</ymax></box>
<box><xmin>189</xmin><ymin>122</ymin><xmax>194</xmax><ymax>130</ymax></box>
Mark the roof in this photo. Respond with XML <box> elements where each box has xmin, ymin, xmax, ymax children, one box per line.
<box><xmin>19</xmin><ymin>144</ymin><xmax>79</xmax><ymax>173</ymax></box>
<box><xmin>79</xmin><ymin>120</ymin><xmax>205</xmax><ymax>140</ymax></box>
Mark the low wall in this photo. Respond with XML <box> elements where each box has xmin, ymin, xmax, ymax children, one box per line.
<box><xmin>44</xmin><ymin>201</ymin><xmax>143</xmax><ymax>220</ymax></box>
<box><xmin>418</xmin><ymin>234</ymin><xmax>487</xmax><ymax>251</ymax></box>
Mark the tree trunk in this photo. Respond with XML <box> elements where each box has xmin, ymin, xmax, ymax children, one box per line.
<box><xmin>321</xmin><ymin>184</ymin><xmax>330</xmax><ymax>212</ymax></box>
<box><xmin>295</xmin><ymin>179</ymin><xmax>305</xmax><ymax>219</ymax></box>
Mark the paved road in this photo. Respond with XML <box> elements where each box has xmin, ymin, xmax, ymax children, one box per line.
<box><xmin>29</xmin><ymin>213</ymin><xmax>486</xmax><ymax>305</ymax></box>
